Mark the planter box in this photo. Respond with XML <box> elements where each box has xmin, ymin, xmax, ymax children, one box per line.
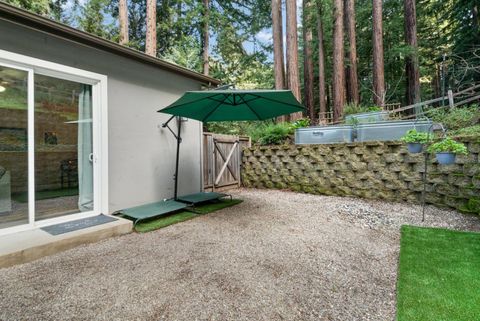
<box><xmin>295</xmin><ymin>125</ymin><xmax>354</xmax><ymax>144</ymax></box>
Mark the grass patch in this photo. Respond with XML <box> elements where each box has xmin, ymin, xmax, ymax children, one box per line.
<box><xmin>397</xmin><ymin>225</ymin><xmax>480</xmax><ymax>321</ymax></box>
<box><xmin>11</xmin><ymin>187</ymin><xmax>78</xmax><ymax>203</ymax></box>
<box><xmin>134</xmin><ymin>199</ymin><xmax>243</xmax><ymax>233</ymax></box>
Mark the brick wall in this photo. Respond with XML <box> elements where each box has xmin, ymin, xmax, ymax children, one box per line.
<box><xmin>242</xmin><ymin>139</ymin><xmax>480</xmax><ymax>214</ymax></box>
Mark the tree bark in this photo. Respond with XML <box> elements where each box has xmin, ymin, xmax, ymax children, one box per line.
<box><xmin>118</xmin><ymin>0</ymin><xmax>129</xmax><ymax>45</ymax></box>
<box><xmin>404</xmin><ymin>0</ymin><xmax>421</xmax><ymax>109</ymax></box>
<box><xmin>317</xmin><ymin>2</ymin><xmax>327</xmax><ymax>123</ymax></box>
<box><xmin>272</xmin><ymin>0</ymin><xmax>287</xmax><ymax>122</ymax></box>
<box><xmin>286</xmin><ymin>0</ymin><xmax>303</xmax><ymax>120</ymax></box>
<box><xmin>202</xmin><ymin>0</ymin><xmax>210</xmax><ymax>76</ymax></box>
<box><xmin>303</xmin><ymin>0</ymin><xmax>315</xmax><ymax>122</ymax></box>
<box><xmin>145</xmin><ymin>0</ymin><xmax>157</xmax><ymax>57</ymax></box>
<box><xmin>344</xmin><ymin>0</ymin><xmax>359</xmax><ymax>104</ymax></box>
<box><xmin>332</xmin><ymin>0</ymin><xmax>345</xmax><ymax>121</ymax></box>
<box><xmin>372</xmin><ymin>0</ymin><xmax>385</xmax><ymax>107</ymax></box>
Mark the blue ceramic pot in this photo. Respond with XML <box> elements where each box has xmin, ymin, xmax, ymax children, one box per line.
<box><xmin>435</xmin><ymin>152</ymin><xmax>456</xmax><ymax>165</ymax></box>
<box><xmin>407</xmin><ymin>143</ymin><xmax>424</xmax><ymax>154</ymax></box>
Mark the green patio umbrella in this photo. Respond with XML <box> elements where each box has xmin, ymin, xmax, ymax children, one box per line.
<box><xmin>158</xmin><ymin>89</ymin><xmax>305</xmax><ymax>122</ymax></box>
<box><xmin>157</xmin><ymin>89</ymin><xmax>305</xmax><ymax>200</ymax></box>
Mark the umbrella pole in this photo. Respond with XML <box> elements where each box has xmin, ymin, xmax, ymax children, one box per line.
<box><xmin>174</xmin><ymin>117</ymin><xmax>182</xmax><ymax>200</ymax></box>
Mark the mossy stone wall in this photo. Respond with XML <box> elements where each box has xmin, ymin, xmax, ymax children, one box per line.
<box><xmin>241</xmin><ymin>139</ymin><xmax>480</xmax><ymax>214</ymax></box>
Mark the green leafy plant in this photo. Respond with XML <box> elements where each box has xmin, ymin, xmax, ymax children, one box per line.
<box><xmin>424</xmin><ymin>105</ymin><xmax>480</xmax><ymax>131</ymax></box>
<box><xmin>427</xmin><ymin>137</ymin><xmax>468</xmax><ymax>155</ymax></box>
<box><xmin>449</xmin><ymin>125</ymin><xmax>480</xmax><ymax>137</ymax></box>
<box><xmin>343</xmin><ymin>103</ymin><xmax>383</xmax><ymax>116</ymax></box>
<box><xmin>290</xmin><ymin>118</ymin><xmax>310</xmax><ymax>130</ymax></box>
<box><xmin>400</xmin><ymin>129</ymin><xmax>430</xmax><ymax>143</ymax></box>
<box><xmin>254</xmin><ymin>122</ymin><xmax>292</xmax><ymax>145</ymax></box>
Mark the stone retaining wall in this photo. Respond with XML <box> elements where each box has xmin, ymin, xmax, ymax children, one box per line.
<box><xmin>241</xmin><ymin>139</ymin><xmax>480</xmax><ymax>214</ymax></box>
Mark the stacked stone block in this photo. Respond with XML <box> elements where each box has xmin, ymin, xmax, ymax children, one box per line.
<box><xmin>242</xmin><ymin>139</ymin><xmax>480</xmax><ymax>214</ymax></box>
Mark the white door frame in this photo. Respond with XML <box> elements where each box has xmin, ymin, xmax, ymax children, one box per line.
<box><xmin>0</xmin><ymin>49</ymin><xmax>109</xmax><ymax>236</ymax></box>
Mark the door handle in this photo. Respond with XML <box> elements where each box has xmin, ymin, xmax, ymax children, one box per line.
<box><xmin>89</xmin><ymin>153</ymin><xmax>94</xmax><ymax>163</ymax></box>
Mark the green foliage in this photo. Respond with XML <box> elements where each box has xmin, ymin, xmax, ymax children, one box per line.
<box><xmin>205</xmin><ymin>118</ymin><xmax>310</xmax><ymax>145</ymax></box>
<box><xmin>397</xmin><ymin>226</ymin><xmax>480</xmax><ymax>321</ymax></box>
<box><xmin>76</xmin><ymin>0</ymin><xmax>117</xmax><ymax>40</ymax></box>
<box><xmin>250</xmin><ymin>122</ymin><xmax>292</xmax><ymax>145</ymax></box>
<box><xmin>450</xmin><ymin>125</ymin><xmax>480</xmax><ymax>138</ymax></box>
<box><xmin>3</xmin><ymin>0</ymin><xmax>50</xmax><ymax>15</ymax></box>
<box><xmin>248</xmin><ymin>118</ymin><xmax>311</xmax><ymax>145</ymax></box>
<box><xmin>425</xmin><ymin>105</ymin><xmax>480</xmax><ymax>131</ymax></box>
<box><xmin>343</xmin><ymin>103</ymin><xmax>382</xmax><ymax>116</ymax></box>
<box><xmin>427</xmin><ymin>137</ymin><xmax>468</xmax><ymax>154</ymax></box>
<box><xmin>290</xmin><ymin>118</ymin><xmax>311</xmax><ymax>129</ymax></box>
<box><xmin>401</xmin><ymin>129</ymin><xmax>430</xmax><ymax>143</ymax></box>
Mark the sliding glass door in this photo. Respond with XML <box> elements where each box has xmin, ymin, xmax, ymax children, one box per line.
<box><xmin>34</xmin><ymin>74</ymin><xmax>94</xmax><ymax>221</ymax></box>
<box><xmin>0</xmin><ymin>60</ymin><xmax>98</xmax><ymax>232</ymax></box>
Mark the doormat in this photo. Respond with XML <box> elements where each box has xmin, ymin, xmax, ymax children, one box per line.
<box><xmin>41</xmin><ymin>214</ymin><xmax>118</xmax><ymax>235</ymax></box>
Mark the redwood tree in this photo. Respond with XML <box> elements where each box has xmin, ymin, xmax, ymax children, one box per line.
<box><xmin>404</xmin><ymin>0</ymin><xmax>421</xmax><ymax>107</ymax></box>
<box><xmin>317</xmin><ymin>1</ymin><xmax>327</xmax><ymax>123</ymax></box>
<box><xmin>272</xmin><ymin>0</ymin><xmax>287</xmax><ymax>122</ymax></box>
<box><xmin>332</xmin><ymin>0</ymin><xmax>346</xmax><ymax>121</ymax></box>
<box><xmin>145</xmin><ymin>0</ymin><xmax>157</xmax><ymax>57</ymax></box>
<box><xmin>303</xmin><ymin>0</ymin><xmax>315</xmax><ymax>121</ymax></box>
<box><xmin>344</xmin><ymin>0</ymin><xmax>359</xmax><ymax>104</ymax></box>
<box><xmin>118</xmin><ymin>0</ymin><xmax>128</xmax><ymax>45</ymax></box>
<box><xmin>286</xmin><ymin>0</ymin><xmax>303</xmax><ymax>120</ymax></box>
<box><xmin>202</xmin><ymin>0</ymin><xmax>210</xmax><ymax>76</ymax></box>
<box><xmin>372</xmin><ymin>0</ymin><xmax>385</xmax><ymax>106</ymax></box>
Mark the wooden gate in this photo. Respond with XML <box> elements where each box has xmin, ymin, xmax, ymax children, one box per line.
<box><xmin>203</xmin><ymin>133</ymin><xmax>251</xmax><ymax>191</ymax></box>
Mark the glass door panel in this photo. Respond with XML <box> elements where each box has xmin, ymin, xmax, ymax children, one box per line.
<box><xmin>0</xmin><ymin>65</ymin><xmax>30</xmax><ymax>229</ymax></box>
<box><xmin>34</xmin><ymin>74</ymin><xmax>94</xmax><ymax>221</ymax></box>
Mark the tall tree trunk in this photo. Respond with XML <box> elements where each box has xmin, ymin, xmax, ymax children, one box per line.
<box><xmin>272</xmin><ymin>0</ymin><xmax>287</xmax><ymax>122</ymax></box>
<box><xmin>344</xmin><ymin>0</ymin><xmax>359</xmax><ymax>104</ymax></box>
<box><xmin>372</xmin><ymin>0</ymin><xmax>385</xmax><ymax>107</ymax></box>
<box><xmin>202</xmin><ymin>0</ymin><xmax>210</xmax><ymax>76</ymax></box>
<box><xmin>286</xmin><ymin>0</ymin><xmax>303</xmax><ymax>120</ymax></box>
<box><xmin>303</xmin><ymin>0</ymin><xmax>315</xmax><ymax>122</ymax></box>
<box><xmin>145</xmin><ymin>0</ymin><xmax>157</xmax><ymax>57</ymax></box>
<box><xmin>404</xmin><ymin>0</ymin><xmax>421</xmax><ymax>109</ymax></box>
<box><xmin>332</xmin><ymin>0</ymin><xmax>345</xmax><ymax>121</ymax></box>
<box><xmin>118</xmin><ymin>0</ymin><xmax>129</xmax><ymax>45</ymax></box>
<box><xmin>272</xmin><ymin>0</ymin><xmax>285</xmax><ymax>90</ymax></box>
<box><xmin>317</xmin><ymin>1</ymin><xmax>327</xmax><ymax>123</ymax></box>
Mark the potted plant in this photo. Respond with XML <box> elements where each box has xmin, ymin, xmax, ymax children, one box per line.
<box><xmin>427</xmin><ymin>137</ymin><xmax>468</xmax><ymax>165</ymax></box>
<box><xmin>401</xmin><ymin>129</ymin><xmax>429</xmax><ymax>153</ymax></box>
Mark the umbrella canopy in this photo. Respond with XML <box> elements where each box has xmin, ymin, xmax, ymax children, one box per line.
<box><xmin>158</xmin><ymin>89</ymin><xmax>305</xmax><ymax>122</ymax></box>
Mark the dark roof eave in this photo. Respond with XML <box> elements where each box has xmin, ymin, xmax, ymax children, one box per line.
<box><xmin>0</xmin><ymin>2</ymin><xmax>221</xmax><ymax>86</ymax></box>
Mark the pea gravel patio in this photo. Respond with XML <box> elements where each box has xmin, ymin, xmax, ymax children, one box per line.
<box><xmin>1</xmin><ymin>189</ymin><xmax>479</xmax><ymax>321</ymax></box>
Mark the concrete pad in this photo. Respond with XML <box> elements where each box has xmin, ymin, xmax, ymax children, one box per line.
<box><xmin>0</xmin><ymin>215</ymin><xmax>132</xmax><ymax>268</ymax></box>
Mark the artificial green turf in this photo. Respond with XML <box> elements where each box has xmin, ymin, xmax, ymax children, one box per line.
<box><xmin>397</xmin><ymin>225</ymin><xmax>480</xmax><ymax>321</ymax></box>
<box><xmin>11</xmin><ymin>187</ymin><xmax>79</xmax><ymax>203</ymax></box>
<box><xmin>134</xmin><ymin>199</ymin><xmax>243</xmax><ymax>233</ymax></box>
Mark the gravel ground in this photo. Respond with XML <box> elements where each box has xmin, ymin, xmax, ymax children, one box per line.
<box><xmin>1</xmin><ymin>188</ymin><xmax>479</xmax><ymax>321</ymax></box>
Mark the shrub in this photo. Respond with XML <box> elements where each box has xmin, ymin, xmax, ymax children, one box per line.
<box><xmin>425</xmin><ymin>105</ymin><xmax>480</xmax><ymax>131</ymax></box>
<box><xmin>427</xmin><ymin>137</ymin><xmax>468</xmax><ymax>155</ymax></box>
<box><xmin>401</xmin><ymin>129</ymin><xmax>430</xmax><ymax>143</ymax></box>
<box><xmin>251</xmin><ymin>122</ymin><xmax>292</xmax><ymax>145</ymax></box>
<box><xmin>343</xmin><ymin>103</ymin><xmax>382</xmax><ymax>116</ymax></box>
<box><xmin>450</xmin><ymin>125</ymin><xmax>480</xmax><ymax>137</ymax></box>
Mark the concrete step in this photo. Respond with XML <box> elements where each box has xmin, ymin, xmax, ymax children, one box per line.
<box><xmin>0</xmin><ymin>216</ymin><xmax>132</xmax><ymax>268</ymax></box>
